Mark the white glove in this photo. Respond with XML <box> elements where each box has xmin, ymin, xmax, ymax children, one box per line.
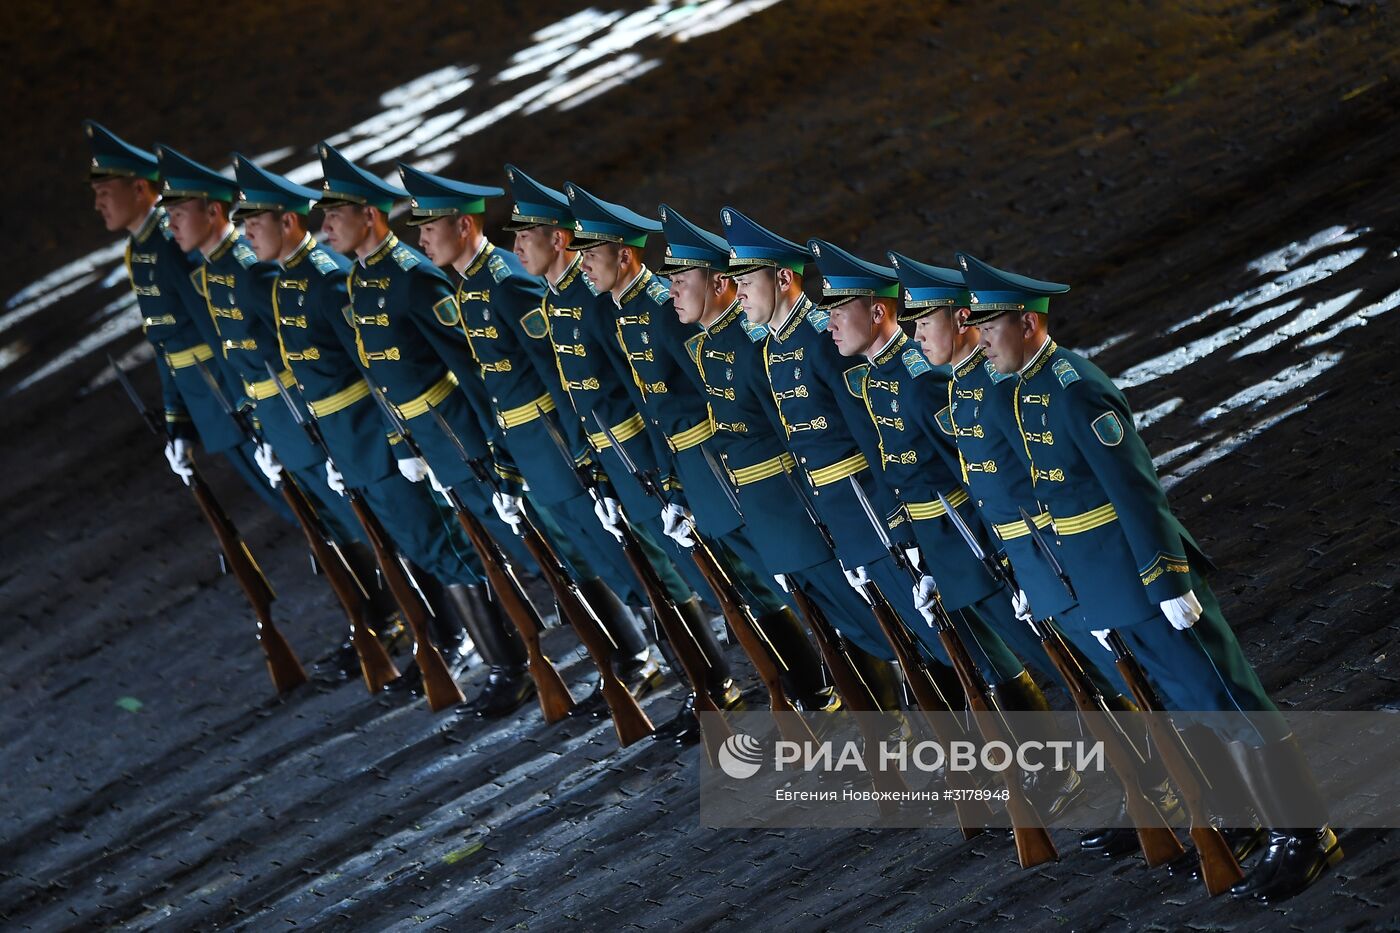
<box><xmin>1160</xmin><ymin>590</ymin><xmax>1204</xmax><ymax>630</ymax></box>
<box><xmin>427</xmin><ymin>467</ymin><xmax>450</xmax><ymax>495</ymax></box>
<box><xmin>397</xmin><ymin>457</ymin><xmax>430</xmax><ymax>483</ymax></box>
<box><xmin>254</xmin><ymin>442</ymin><xmax>282</xmax><ymax>488</ymax></box>
<box><xmin>1011</xmin><ymin>588</ymin><xmax>1033</xmax><ymax>624</ymax></box>
<box><xmin>912</xmin><ymin>574</ymin><xmax>939</xmax><ymax>626</ymax></box>
<box><xmin>493</xmin><ymin>491</ymin><xmax>525</xmax><ymax>533</ymax></box>
<box><xmin>1092</xmin><ymin>629</ymin><xmax>1114</xmax><ymax>653</ymax></box>
<box><xmin>325</xmin><ymin>461</ymin><xmax>346</xmax><ymax>496</ymax></box>
<box><xmin>904</xmin><ymin>546</ymin><xmax>923</xmax><ymax>572</ymax></box>
<box><xmin>844</xmin><ymin>566</ymin><xmax>872</xmax><ymax>605</ymax></box>
<box><xmin>661</xmin><ymin>502</ymin><xmax>695</xmax><ymax>548</ymax></box>
<box><xmin>164</xmin><ymin>438</ymin><xmax>194</xmax><ymax>485</ymax></box>
<box><xmin>593</xmin><ymin>496</ymin><xmax>626</xmax><ymax>542</ymax></box>
<box><xmin>773</xmin><ymin>573</ymin><xmax>790</xmax><ymax>593</ymax></box>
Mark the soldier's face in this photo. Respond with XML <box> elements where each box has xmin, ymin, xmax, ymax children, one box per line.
<box><xmin>579</xmin><ymin>243</ymin><xmax>622</xmax><ymax>293</ymax></box>
<box><xmin>668</xmin><ymin>268</ymin><xmax>710</xmax><ymax>324</ymax></box>
<box><xmin>242</xmin><ymin>212</ymin><xmax>285</xmax><ymax>262</ymax></box>
<box><xmin>732</xmin><ymin>268</ymin><xmax>776</xmax><ymax>324</ymax></box>
<box><xmin>166</xmin><ymin>199</ymin><xmax>217</xmax><ymax>253</ymax></box>
<box><xmin>827</xmin><ymin>298</ymin><xmax>877</xmax><ymax>357</ymax></box>
<box><xmin>416</xmin><ymin>216</ymin><xmax>468</xmax><ymax>268</ymax></box>
<box><xmin>320</xmin><ymin>205</ymin><xmax>370</xmax><ymax>255</ymax></box>
<box><xmin>90</xmin><ymin>178</ymin><xmax>146</xmax><ymax>232</ymax></box>
<box><xmin>978</xmin><ymin>313</ymin><xmax>1026</xmax><ymax>374</ymax></box>
<box><xmin>513</xmin><ymin>226</ymin><xmax>556</xmax><ymax>275</ymax></box>
<box><xmin>913</xmin><ymin>310</ymin><xmax>959</xmax><ymax>366</ymax></box>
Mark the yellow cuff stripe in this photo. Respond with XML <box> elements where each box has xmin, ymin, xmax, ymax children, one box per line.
<box><xmin>669</xmin><ymin>419</ymin><xmax>716</xmax><ymax>451</ymax></box>
<box><xmin>1052</xmin><ymin>502</ymin><xmax>1119</xmax><ymax>535</ymax></box>
<box><xmin>244</xmin><ymin>368</ymin><xmax>296</xmax><ymax>400</ymax></box>
<box><xmin>498</xmin><ymin>391</ymin><xmax>556</xmax><ymax>429</ymax></box>
<box><xmin>807</xmin><ymin>451</ymin><xmax>869</xmax><ymax>487</ymax></box>
<box><xmin>165</xmin><ymin>343</ymin><xmax>214</xmax><ymax>369</ymax></box>
<box><xmin>906</xmin><ymin>488</ymin><xmax>970</xmax><ymax>521</ymax></box>
<box><xmin>399</xmin><ymin>371</ymin><xmax>459</xmax><ymax>420</ymax></box>
<box><xmin>307</xmin><ymin>380</ymin><xmax>371</xmax><ymax>419</ymax></box>
<box><xmin>589</xmin><ymin>412</ymin><xmax>646</xmax><ymax>450</ymax></box>
<box><xmin>993</xmin><ymin>509</ymin><xmax>1052</xmax><ymax>541</ymax></box>
<box><xmin>731</xmin><ymin>451</ymin><xmax>796</xmax><ymax>487</ymax></box>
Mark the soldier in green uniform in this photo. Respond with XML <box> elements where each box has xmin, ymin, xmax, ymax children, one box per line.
<box><xmin>230</xmin><ymin>154</ymin><xmax>524</xmax><ymax>711</ymax></box>
<box><xmin>816</xmin><ymin>240</ymin><xmax>1085</xmax><ymax>816</ymax></box>
<box><xmin>84</xmin><ymin>122</ymin><xmax>287</xmax><ymax>519</ymax></box>
<box><xmin>154</xmin><ymin>144</ymin><xmax>359</xmax><ymax>546</ymax></box>
<box><xmin>564</xmin><ymin>183</ymin><xmax>836</xmax><ymax>714</ymax></box>
<box><xmin>398</xmin><ymin>163</ymin><xmax>672</xmax><ymax>710</ymax></box>
<box><xmin>311</xmin><ymin>142</ymin><xmax>538</xmax><ymax>713</ymax></box>
<box><xmin>501</xmin><ymin>167</ymin><xmax>742</xmax><ymax>742</ymax></box>
<box><xmin>963</xmin><ymin>251</ymin><xmax>1341</xmax><ymax>901</ymax></box>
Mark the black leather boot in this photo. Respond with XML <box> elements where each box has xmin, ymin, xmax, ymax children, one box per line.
<box><xmin>653</xmin><ymin>620</ymin><xmax>745</xmax><ymax>746</ymax></box>
<box><xmin>385</xmin><ymin>572</ymin><xmax>469</xmax><ymax>695</ymax></box>
<box><xmin>455</xmin><ymin>584</ymin><xmax>535</xmax><ymax>719</ymax></box>
<box><xmin>991</xmin><ymin>669</ymin><xmax>1087</xmax><ymax>820</ymax></box>
<box><xmin>573</xmin><ymin>579</ymin><xmax>660</xmax><ymax>719</ymax></box>
<box><xmin>434</xmin><ymin>583</ymin><xmax>483</xmax><ymax>676</ymax></box>
<box><xmin>1227</xmin><ymin>735</ymin><xmax>1342</xmax><ymax>902</ymax></box>
<box><xmin>1166</xmin><ymin>725</ymin><xmax>1265</xmax><ymax>878</ymax></box>
<box><xmin>751</xmin><ymin>606</ymin><xmax>835</xmax><ymax>711</ymax></box>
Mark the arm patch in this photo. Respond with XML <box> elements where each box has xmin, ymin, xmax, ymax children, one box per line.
<box><xmin>935</xmin><ymin>406</ymin><xmax>955</xmax><ymax>436</ymax></box>
<box><xmin>684</xmin><ymin>333</ymin><xmax>705</xmax><ymax>366</ymax></box>
<box><xmin>1091</xmin><ymin>411</ymin><xmax>1124</xmax><ymax>446</ymax></box>
<box><xmin>433</xmin><ymin>295</ymin><xmax>461</xmax><ymax>326</ymax></box>
<box><xmin>519</xmin><ymin>306</ymin><xmax>549</xmax><ymax>339</ymax></box>
<box><xmin>843</xmin><ymin>363</ymin><xmax>869</xmax><ymax>398</ymax></box>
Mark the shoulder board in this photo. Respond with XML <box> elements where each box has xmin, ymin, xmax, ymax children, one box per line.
<box><xmin>487</xmin><ymin>253</ymin><xmax>510</xmax><ymax>283</ymax></box>
<box><xmin>935</xmin><ymin>406</ymin><xmax>955</xmax><ymax>436</ymax></box>
<box><xmin>843</xmin><ymin>363</ymin><xmax>869</xmax><ymax>398</ymax></box>
<box><xmin>519</xmin><ymin>306</ymin><xmax>549</xmax><ymax>339</ymax></box>
<box><xmin>158</xmin><ymin>213</ymin><xmax>173</xmax><ymax>237</ymax></box>
<box><xmin>580</xmin><ymin>274</ymin><xmax>600</xmax><ymax>297</ymax></box>
<box><xmin>433</xmin><ymin>295</ymin><xmax>461</xmax><ymax>326</ymax></box>
<box><xmin>1052</xmin><ymin>357</ymin><xmax>1081</xmax><ymax>388</ymax></box>
<box><xmin>644</xmin><ymin>277</ymin><xmax>670</xmax><ymax>305</ymax></box>
<box><xmin>684</xmin><ymin>333</ymin><xmax>704</xmax><ymax>366</ymax></box>
<box><xmin>902</xmin><ymin>347</ymin><xmax>932</xmax><ymax>377</ymax></box>
<box><xmin>189</xmin><ymin>266</ymin><xmax>209</xmax><ymax>299</ymax></box>
<box><xmin>231</xmin><ymin>241</ymin><xmax>258</xmax><ymax>269</ymax></box>
<box><xmin>738</xmin><ymin>314</ymin><xmax>769</xmax><ymax>342</ymax></box>
<box><xmin>309</xmin><ymin>249</ymin><xmax>339</xmax><ymax>275</ymax></box>
<box><xmin>391</xmin><ymin>245</ymin><xmax>419</xmax><ymax>270</ymax></box>
<box><xmin>805</xmin><ymin>305</ymin><xmax>830</xmax><ymax>332</ymax></box>
<box><xmin>984</xmin><ymin>359</ymin><xmax>1015</xmax><ymax>384</ymax></box>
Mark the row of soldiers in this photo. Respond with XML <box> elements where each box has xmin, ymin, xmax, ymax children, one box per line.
<box><xmin>85</xmin><ymin>121</ymin><xmax>1339</xmax><ymax>903</ymax></box>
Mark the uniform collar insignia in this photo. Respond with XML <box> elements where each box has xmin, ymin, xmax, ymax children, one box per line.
<box><xmin>952</xmin><ymin>346</ymin><xmax>985</xmax><ymax>380</ymax></box>
<box><xmin>364</xmin><ymin>232</ymin><xmax>399</xmax><ymax>267</ymax></box>
<box><xmin>132</xmin><ymin>207</ymin><xmax>162</xmax><ymax>244</ymax></box>
<box><xmin>1018</xmin><ymin>336</ymin><xmax>1057</xmax><ymax>380</ymax></box>
<box><xmin>615</xmin><ymin>267</ymin><xmax>652</xmax><ymax>308</ymax></box>
<box><xmin>871</xmin><ymin>329</ymin><xmax>908</xmax><ymax>367</ymax></box>
<box><xmin>551</xmin><ymin>253</ymin><xmax>583</xmax><ymax>295</ymax></box>
<box><xmin>462</xmin><ymin>240</ymin><xmax>494</xmax><ymax>278</ymax></box>
<box><xmin>773</xmin><ymin>293</ymin><xmax>811</xmax><ymax>343</ymax></box>
<box><xmin>205</xmin><ymin>224</ymin><xmax>238</xmax><ymax>263</ymax></box>
<box><xmin>283</xmin><ymin>234</ymin><xmax>316</xmax><ymax>269</ymax></box>
<box><xmin>705</xmin><ymin>297</ymin><xmax>743</xmax><ymax>335</ymax></box>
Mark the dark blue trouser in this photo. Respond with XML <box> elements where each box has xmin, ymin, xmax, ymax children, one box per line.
<box><xmin>356</xmin><ymin>473</ymin><xmax>482</xmax><ymax>586</ymax></box>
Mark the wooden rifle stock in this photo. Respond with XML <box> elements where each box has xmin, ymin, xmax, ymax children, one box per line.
<box><xmin>1031</xmin><ymin>624</ymin><xmax>1185</xmax><ymax>866</ymax></box>
<box><xmin>794</xmin><ymin>589</ymin><xmax>912</xmax><ymax>804</ymax></box>
<box><xmin>346</xmin><ymin>495</ymin><xmax>464</xmax><ymax>712</ymax></box>
<box><xmin>278</xmin><ymin>477</ymin><xmax>400</xmax><ymax>692</ymax></box>
<box><xmin>690</xmin><ymin>544</ymin><xmax>813</xmax><ymax>747</ymax></box>
<box><xmin>610</xmin><ymin>522</ymin><xmax>719</xmax><ymax>736</ymax></box>
<box><xmin>1109</xmin><ymin>633</ymin><xmax>1239</xmax><ymax>889</ymax></box>
<box><xmin>187</xmin><ymin>469</ymin><xmax>307</xmax><ymax>694</ymax></box>
<box><xmin>929</xmin><ymin>596</ymin><xmax>1058</xmax><ymax>867</ymax></box>
<box><xmin>854</xmin><ymin>582</ymin><xmax>993</xmax><ymax>838</ymax></box>
<box><xmin>441</xmin><ymin>492</ymin><xmax>579</xmax><ymax>725</ymax></box>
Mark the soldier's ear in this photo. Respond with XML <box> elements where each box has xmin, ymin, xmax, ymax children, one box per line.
<box><xmin>954</xmin><ymin>307</ymin><xmax>971</xmax><ymax>331</ymax></box>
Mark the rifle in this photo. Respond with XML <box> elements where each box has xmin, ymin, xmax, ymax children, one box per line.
<box><xmin>108</xmin><ymin>355</ymin><xmax>306</xmax><ymax>694</ymax></box>
<box><xmin>599</xmin><ymin>415</ymin><xmax>820</xmax><ymax>758</ymax></box>
<box><xmin>1016</xmin><ymin>507</ymin><xmax>1225</xmax><ymax>880</ymax></box>
<box><xmin>252</xmin><ymin>361</ymin><xmax>401</xmax><ymax>693</ymax></box>
<box><xmin>849</xmin><ymin>478</ymin><xmax>1054</xmax><ymax>865</ymax></box>
<box><xmin>539</xmin><ymin>407</ymin><xmax>741</xmax><ymax>749</ymax></box>
<box><xmin>423</xmin><ymin>406</ymin><xmax>583</xmax><ymax>727</ymax></box>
